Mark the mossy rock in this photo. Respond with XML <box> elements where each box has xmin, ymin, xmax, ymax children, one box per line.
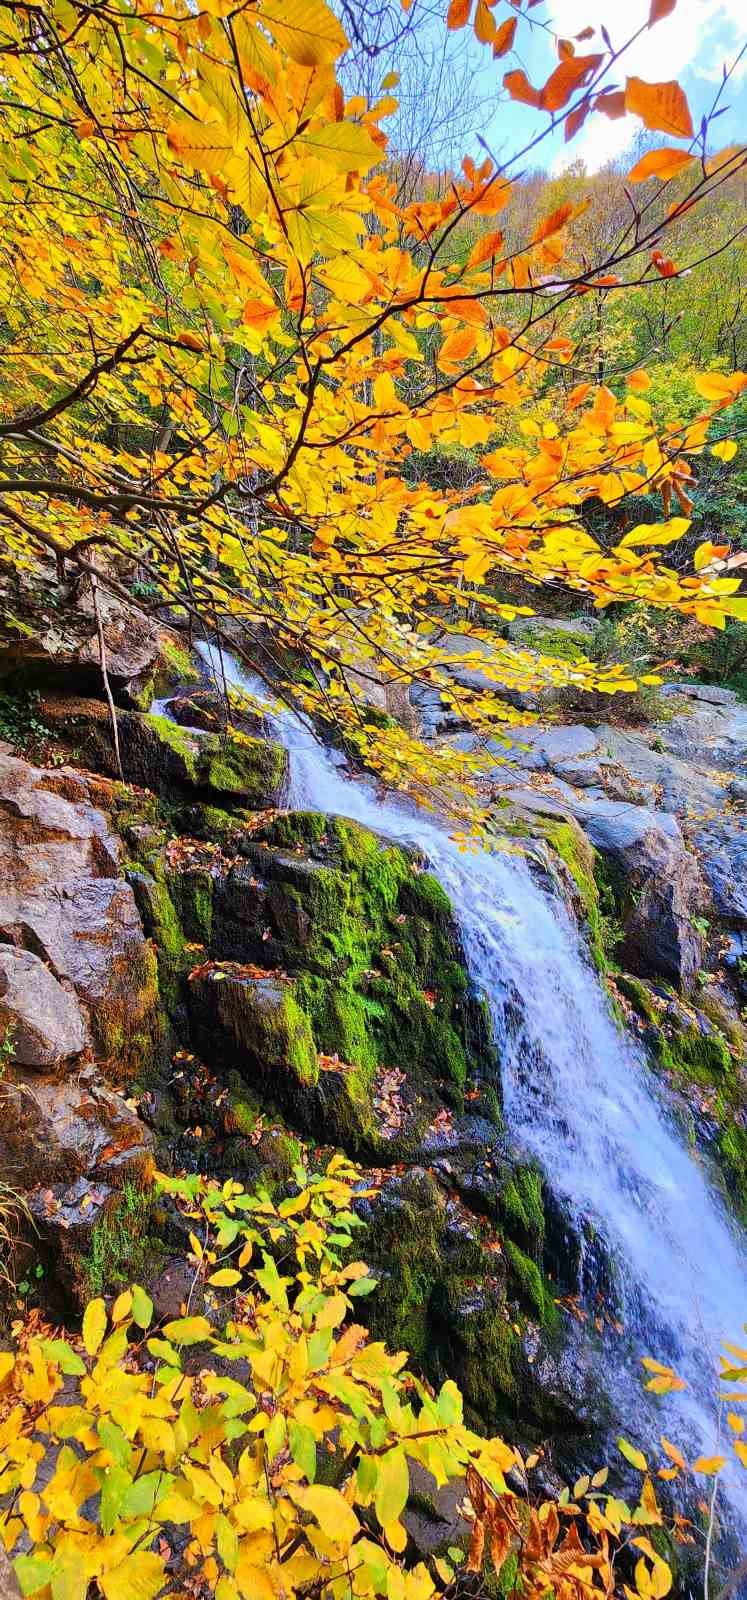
<box><xmin>206</xmin><ymin>813</ymin><xmax>488</xmax><ymax>1120</ymax></box>
<box><xmin>619</xmin><ymin>972</ymin><xmax>747</xmax><ymax>1222</ymax></box>
<box><xmin>77</xmin><ymin>708</ymin><xmax>287</xmax><ymax>808</ymax></box>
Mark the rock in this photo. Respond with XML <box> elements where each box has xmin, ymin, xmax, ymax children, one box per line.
<box><xmin>0</xmin><ymin>576</ymin><xmax>194</xmax><ymax>705</ymax></box>
<box><xmin>573</xmin><ymin>801</ymin><xmax>705</xmax><ymax>989</ymax></box>
<box><xmin>0</xmin><ymin>749</ymin><xmax>159</xmax><ymax>1067</ymax></box>
<box><xmin>0</xmin><ymin>1065</ymin><xmax>153</xmax><ymax>1191</ymax></box>
<box><xmin>188</xmin><ymin>970</ymin><xmax>318</xmax><ymax>1100</ymax></box>
<box><xmin>78</xmin><ymin>709</ymin><xmax>288</xmax><ymax>808</ymax></box>
<box><xmin>0</xmin><ymin>945</ymin><xmax>90</xmax><ymax>1068</ymax></box>
<box><xmin>695</xmin><ymin>821</ymin><xmax>747</xmax><ymax>929</ymax></box>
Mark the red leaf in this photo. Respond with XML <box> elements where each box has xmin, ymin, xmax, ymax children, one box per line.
<box><xmin>649</xmin><ymin>0</ymin><xmax>677</xmax><ymax>23</ymax></box>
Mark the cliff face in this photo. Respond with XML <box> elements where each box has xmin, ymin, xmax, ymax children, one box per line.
<box><xmin>1</xmin><ymin>596</ymin><xmax>744</xmax><ymax>1473</ymax></box>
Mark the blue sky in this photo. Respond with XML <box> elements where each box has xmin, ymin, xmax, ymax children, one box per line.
<box><xmin>457</xmin><ymin>0</ymin><xmax>747</xmax><ymax>174</ymax></box>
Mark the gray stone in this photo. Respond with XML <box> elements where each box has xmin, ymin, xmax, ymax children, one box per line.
<box><xmin>0</xmin><ymin>945</ymin><xmax>90</xmax><ymax>1068</ymax></box>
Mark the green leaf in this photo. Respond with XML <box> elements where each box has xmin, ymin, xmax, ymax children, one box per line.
<box><xmin>289</xmin><ymin>1421</ymin><xmax>317</xmax><ymax>1483</ymax></box>
<box><xmin>121</xmin><ymin>1470</ymin><xmax>173</xmax><ymax>1519</ymax></box>
<box><xmin>347</xmin><ymin>1276</ymin><xmax>377</xmax><ymax>1297</ymax></box>
<box><xmin>356</xmin><ymin>1454</ymin><xmax>377</xmax><ymax>1499</ymax></box>
<box><xmin>618</xmin><ymin>1436</ymin><xmax>649</xmax><ymax>1473</ymax></box>
<box><xmin>40</xmin><ymin>1339</ymin><xmax>86</xmax><ymax>1376</ymax></box>
<box><xmin>100</xmin><ymin>1466</ymin><xmax>132</xmax><ymax>1534</ymax></box>
<box><xmin>265</xmin><ymin>1411</ymin><xmax>286</xmax><ymax>1460</ymax></box>
<box><xmin>147</xmin><ymin>1337</ymin><xmax>181</xmax><ymax>1367</ymax></box>
<box><xmin>131</xmin><ymin>1284</ymin><xmax>154</xmax><ymax>1330</ymax></box>
<box><xmin>98</xmin><ymin>1418</ymin><xmax>132</xmax><ymax>1468</ymax></box>
<box><xmin>437</xmin><ymin>1380</ymin><xmax>463</xmax><ymax>1426</ymax></box>
<box><xmin>308</xmin><ymin>1326</ymin><xmax>333</xmax><ymax>1371</ymax></box>
<box><xmin>216</xmin><ymin>1513</ymin><xmax>239</xmax><ymax>1572</ymax></box>
<box><xmin>374</xmin><ymin>1446</ymin><xmax>409</xmax><ymax>1528</ymax></box>
<box><xmin>14</xmin><ymin>1556</ymin><xmax>56</xmax><ymax>1597</ymax></box>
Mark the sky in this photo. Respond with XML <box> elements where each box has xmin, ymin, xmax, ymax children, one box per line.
<box><xmin>446</xmin><ymin>0</ymin><xmax>747</xmax><ymax>175</ymax></box>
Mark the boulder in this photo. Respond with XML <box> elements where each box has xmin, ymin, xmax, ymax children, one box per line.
<box><xmin>78</xmin><ymin>709</ymin><xmax>288</xmax><ymax>808</ymax></box>
<box><xmin>0</xmin><ymin>749</ymin><xmax>159</xmax><ymax>1067</ymax></box>
<box><xmin>0</xmin><ymin>576</ymin><xmax>195</xmax><ymax>705</ymax></box>
<box><xmin>573</xmin><ymin>801</ymin><xmax>704</xmax><ymax>989</ymax></box>
<box><xmin>695</xmin><ymin>821</ymin><xmax>747</xmax><ymax>929</ymax></box>
<box><xmin>0</xmin><ymin>1065</ymin><xmax>153</xmax><ymax>1191</ymax></box>
<box><xmin>0</xmin><ymin>945</ymin><xmax>90</xmax><ymax>1068</ymax></box>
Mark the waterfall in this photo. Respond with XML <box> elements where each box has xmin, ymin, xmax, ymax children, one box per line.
<box><xmin>198</xmin><ymin>644</ymin><xmax>747</xmax><ymax>1533</ymax></box>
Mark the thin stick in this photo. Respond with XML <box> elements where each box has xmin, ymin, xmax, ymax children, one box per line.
<box><xmin>91</xmin><ymin>573</ymin><xmax>124</xmax><ymax>781</ymax></box>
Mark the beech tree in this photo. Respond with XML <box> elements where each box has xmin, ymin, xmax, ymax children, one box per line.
<box><xmin>0</xmin><ymin>0</ymin><xmax>745</xmax><ymax>810</ymax></box>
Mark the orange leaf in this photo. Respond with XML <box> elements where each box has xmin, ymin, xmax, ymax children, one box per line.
<box><xmin>438</xmin><ymin>326</ymin><xmax>478</xmax><ymax>368</ymax></box>
<box><xmin>649</xmin><ymin>0</ymin><xmax>677</xmax><ymax>22</ymax></box>
<box><xmin>625</xmin><ymin>76</ymin><xmax>693</xmax><ymax>138</ymax></box>
<box><xmin>474</xmin><ymin>0</ymin><xmax>496</xmax><ymax>43</ymax></box>
<box><xmin>468</xmin><ymin>230</ymin><xmax>504</xmax><ymax>267</ymax></box>
<box><xmin>565</xmin><ymin>98</ymin><xmax>591</xmax><ymax>141</ymax></box>
<box><xmin>492</xmin><ymin>16</ymin><xmax>517</xmax><ymax>57</ymax></box>
<box><xmin>595</xmin><ymin>90</ymin><xmax>626</xmax><ymax>119</ymax></box>
<box><xmin>532</xmin><ymin>199</ymin><xmax>588</xmax><ymax>243</ymax></box>
<box><xmin>627</xmin><ymin>369</ymin><xmax>651</xmax><ymax>391</ymax></box>
<box><xmin>628</xmin><ymin>146</ymin><xmax>694</xmax><ymax>181</ymax></box>
<box><xmin>541</xmin><ymin>54</ymin><xmax>602</xmax><ymax>112</ymax></box>
<box><xmin>242</xmin><ymin>297</ymin><xmax>278</xmax><ymax>330</ymax></box>
<box><xmin>447</xmin><ymin>0</ymin><xmax>471</xmax><ymax>27</ymax></box>
<box><xmin>503</xmin><ymin>69</ymin><xmax>542</xmax><ymax>108</ymax></box>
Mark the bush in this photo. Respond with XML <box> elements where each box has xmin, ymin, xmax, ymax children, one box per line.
<box><xmin>0</xmin><ymin>1158</ymin><xmax>742</xmax><ymax>1600</ymax></box>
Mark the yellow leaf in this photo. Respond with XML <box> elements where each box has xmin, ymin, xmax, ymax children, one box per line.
<box><xmin>619</xmin><ymin>518</ymin><xmax>691</xmax><ymax>548</ymax></box>
<box><xmin>162</xmin><ymin>1316</ymin><xmax>213</xmax><ymax>1345</ymax></box>
<box><xmin>0</xmin><ymin>1352</ymin><xmax>15</xmax><ymax>1384</ymax></box>
<box><xmin>375</xmin><ymin>1447</ymin><xmax>409</xmax><ymax>1528</ymax></box>
<box><xmin>100</xmin><ymin>1552</ymin><xmax>165</xmax><ymax>1600</ymax></box>
<box><xmin>209</xmin><ymin>1269</ymin><xmax>242</xmax><ymax>1287</ymax></box>
<box><xmin>618</xmin><ymin>1436</ymin><xmax>649</xmax><ymax>1472</ymax></box>
<box><xmin>711</xmin><ymin>439</ymin><xmax>737</xmax><ymax>461</ymax></box>
<box><xmin>694</xmin><ymin>372</ymin><xmax>739</xmax><ymax>401</ymax></box>
<box><xmin>82</xmin><ymin>1298</ymin><xmax>107</xmax><ymax>1357</ymax></box>
<box><xmin>691</xmin><ymin>1454</ymin><xmax>725</xmax><ymax>1474</ymax></box>
<box><xmin>295</xmin><ymin>1484</ymin><xmax>359</xmax><ymax>1549</ymax></box>
<box><xmin>259</xmin><ymin>0</ymin><xmax>348</xmax><ymax>65</ymax></box>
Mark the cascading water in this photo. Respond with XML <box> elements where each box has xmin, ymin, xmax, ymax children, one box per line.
<box><xmin>199</xmin><ymin>643</ymin><xmax>747</xmax><ymax>1532</ymax></box>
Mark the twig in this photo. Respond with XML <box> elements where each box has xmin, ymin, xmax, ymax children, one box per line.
<box><xmin>91</xmin><ymin>572</ymin><xmax>123</xmax><ymax>781</ymax></box>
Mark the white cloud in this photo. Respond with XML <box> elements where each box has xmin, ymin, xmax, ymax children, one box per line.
<box><xmin>547</xmin><ymin>0</ymin><xmax>746</xmax><ymax>172</ymax></box>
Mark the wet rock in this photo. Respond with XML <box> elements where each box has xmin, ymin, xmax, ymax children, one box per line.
<box><xmin>695</xmin><ymin>821</ymin><xmax>747</xmax><ymax>929</ymax></box>
<box><xmin>0</xmin><ymin>945</ymin><xmax>90</xmax><ymax>1068</ymax></box>
<box><xmin>0</xmin><ymin>1065</ymin><xmax>154</xmax><ymax>1191</ymax></box>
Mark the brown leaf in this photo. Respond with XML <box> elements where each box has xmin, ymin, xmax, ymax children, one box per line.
<box><xmin>649</xmin><ymin>0</ymin><xmax>677</xmax><ymax>23</ymax></box>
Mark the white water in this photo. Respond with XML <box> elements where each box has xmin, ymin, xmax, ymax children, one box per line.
<box><xmin>201</xmin><ymin>644</ymin><xmax>747</xmax><ymax>1531</ymax></box>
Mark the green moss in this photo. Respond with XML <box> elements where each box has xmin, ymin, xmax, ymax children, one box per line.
<box><xmin>512</xmin><ymin>624</ymin><xmax>591</xmax><ymax>662</ymax></box>
<box><xmin>143</xmin><ymin>711</ymin><xmax>200</xmax><ymax>779</ymax></box>
<box><xmin>205</xmin><ymin>736</ymin><xmax>286</xmax><ymax>804</ymax></box>
<box><xmin>500</xmin><ymin>1167</ymin><xmax>545</xmax><ymax>1254</ymax></box>
<box><xmin>505</xmin><ymin>1241</ymin><xmax>557</xmax><ymax>1326</ymax></box>
<box><xmin>80</xmin><ymin>1181</ymin><xmax>157</xmax><ymax>1299</ymax></box>
<box><xmin>94</xmin><ymin>941</ymin><xmax>162</xmax><ymax>1074</ymax></box>
<box><xmin>159</xmin><ymin>638</ymin><xmax>199</xmax><ymax>684</ymax></box>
